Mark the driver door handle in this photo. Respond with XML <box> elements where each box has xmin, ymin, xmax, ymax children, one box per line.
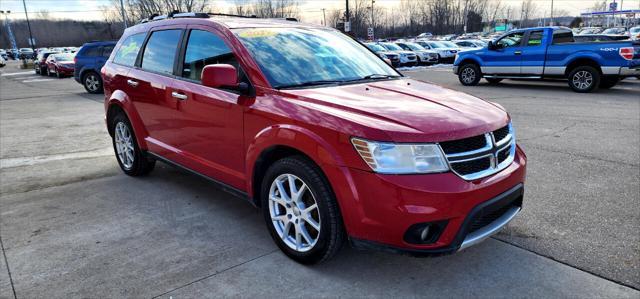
<box><xmin>514</xmin><ymin>50</ymin><xmax>522</xmax><ymax>55</ymax></box>
<box><xmin>171</xmin><ymin>91</ymin><xmax>188</xmax><ymax>100</ymax></box>
<box><xmin>126</xmin><ymin>79</ymin><xmax>139</xmax><ymax>87</ymax></box>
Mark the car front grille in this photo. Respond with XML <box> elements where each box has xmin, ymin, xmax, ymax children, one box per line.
<box><xmin>439</xmin><ymin>123</ymin><xmax>515</xmax><ymax>180</ymax></box>
<box><xmin>468</xmin><ymin>192</ymin><xmax>522</xmax><ymax>234</ymax></box>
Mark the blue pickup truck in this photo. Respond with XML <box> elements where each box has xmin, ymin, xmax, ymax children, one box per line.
<box><xmin>453</xmin><ymin>27</ymin><xmax>640</xmax><ymax>92</ymax></box>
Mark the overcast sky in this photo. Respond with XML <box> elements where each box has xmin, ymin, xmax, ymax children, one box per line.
<box><xmin>1</xmin><ymin>0</ymin><xmax>639</xmax><ymax>23</ymax></box>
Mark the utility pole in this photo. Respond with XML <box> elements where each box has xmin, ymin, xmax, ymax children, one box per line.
<box><xmin>370</xmin><ymin>0</ymin><xmax>375</xmax><ymax>39</ymax></box>
<box><xmin>22</xmin><ymin>0</ymin><xmax>35</xmax><ymax>50</ymax></box>
<box><xmin>345</xmin><ymin>0</ymin><xmax>350</xmax><ymax>33</ymax></box>
<box><xmin>322</xmin><ymin>8</ymin><xmax>326</xmax><ymax>26</ymax></box>
<box><xmin>120</xmin><ymin>0</ymin><xmax>128</xmax><ymax>28</ymax></box>
<box><xmin>549</xmin><ymin>0</ymin><xmax>554</xmax><ymax>26</ymax></box>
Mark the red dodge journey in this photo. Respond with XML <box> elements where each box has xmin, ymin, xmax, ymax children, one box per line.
<box><xmin>102</xmin><ymin>12</ymin><xmax>527</xmax><ymax>264</ymax></box>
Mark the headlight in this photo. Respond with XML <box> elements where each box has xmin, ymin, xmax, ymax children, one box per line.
<box><xmin>351</xmin><ymin>138</ymin><xmax>449</xmax><ymax>174</ymax></box>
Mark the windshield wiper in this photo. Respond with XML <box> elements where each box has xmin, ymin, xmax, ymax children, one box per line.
<box><xmin>343</xmin><ymin>74</ymin><xmax>401</xmax><ymax>82</ymax></box>
<box><xmin>276</xmin><ymin>80</ymin><xmax>344</xmax><ymax>89</ymax></box>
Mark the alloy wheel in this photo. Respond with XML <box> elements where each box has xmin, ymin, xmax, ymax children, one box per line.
<box><xmin>268</xmin><ymin>173</ymin><xmax>321</xmax><ymax>252</ymax></box>
<box><xmin>114</xmin><ymin>122</ymin><xmax>135</xmax><ymax>170</ymax></box>
<box><xmin>85</xmin><ymin>74</ymin><xmax>100</xmax><ymax>92</ymax></box>
<box><xmin>572</xmin><ymin>70</ymin><xmax>593</xmax><ymax>90</ymax></box>
<box><xmin>461</xmin><ymin>67</ymin><xmax>476</xmax><ymax>84</ymax></box>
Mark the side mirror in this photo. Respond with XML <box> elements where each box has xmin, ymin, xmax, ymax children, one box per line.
<box><xmin>201</xmin><ymin>64</ymin><xmax>239</xmax><ymax>89</ymax></box>
<box><xmin>487</xmin><ymin>41</ymin><xmax>496</xmax><ymax>50</ymax></box>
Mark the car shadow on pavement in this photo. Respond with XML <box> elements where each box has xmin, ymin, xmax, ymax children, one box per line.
<box><xmin>2</xmin><ymin>163</ymin><xmax>638</xmax><ymax>298</ymax></box>
<box><xmin>475</xmin><ymin>79</ymin><xmax>639</xmax><ymax>95</ymax></box>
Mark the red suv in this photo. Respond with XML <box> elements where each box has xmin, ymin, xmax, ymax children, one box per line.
<box><xmin>102</xmin><ymin>13</ymin><xmax>527</xmax><ymax>264</ymax></box>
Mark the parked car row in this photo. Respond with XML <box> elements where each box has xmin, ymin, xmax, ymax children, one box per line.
<box><xmin>29</xmin><ymin>41</ymin><xmax>116</xmax><ymax>93</ymax></box>
<box><xmin>2</xmin><ymin>46</ymin><xmax>79</xmax><ymax>60</ymax></box>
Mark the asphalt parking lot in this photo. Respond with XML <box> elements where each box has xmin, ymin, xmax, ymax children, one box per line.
<box><xmin>1</xmin><ymin>60</ymin><xmax>639</xmax><ymax>298</ymax></box>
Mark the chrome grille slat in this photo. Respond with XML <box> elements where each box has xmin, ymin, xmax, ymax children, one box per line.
<box><xmin>439</xmin><ymin>123</ymin><xmax>516</xmax><ymax>181</ymax></box>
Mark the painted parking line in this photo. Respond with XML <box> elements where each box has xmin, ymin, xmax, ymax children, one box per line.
<box><xmin>22</xmin><ymin>78</ymin><xmax>55</xmax><ymax>83</ymax></box>
<box><xmin>0</xmin><ymin>147</ymin><xmax>113</xmax><ymax>168</ymax></box>
<box><xmin>13</xmin><ymin>75</ymin><xmax>41</xmax><ymax>80</ymax></box>
<box><xmin>1</xmin><ymin>71</ymin><xmax>35</xmax><ymax>77</ymax></box>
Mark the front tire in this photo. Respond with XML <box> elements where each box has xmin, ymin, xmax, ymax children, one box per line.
<box><xmin>56</xmin><ymin>68</ymin><xmax>63</xmax><ymax>78</ymax></box>
<box><xmin>111</xmin><ymin>113</ymin><xmax>155</xmax><ymax>176</ymax></box>
<box><xmin>458</xmin><ymin>63</ymin><xmax>481</xmax><ymax>86</ymax></box>
<box><xmin>568</xmin><ymin>66</ymin><xmax>600</xmax><ymax>93</ymax></box>
<box><xmin>83</xmin><ymin>72</ymin><xmax>103</xmax><ymax>94</ymax></box>
<box><xmin>261</xmin><ymin>156</ymin><xmax>345</xmax><ymax>264</ymax></box>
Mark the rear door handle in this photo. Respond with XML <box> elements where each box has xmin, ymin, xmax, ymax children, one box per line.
<box><xmin>514</xmin><ymin>51</ymin><xmax>522</xmax><ymax>55</ymax></box>
<box><xmin>127</xmin><ymin>79</ymin><xmax>139</xmax><ymax>87</ymax></box>
<box><xmin>171</xmin><ymin>91</ymin><xmax>188</xmax><ymax>100</ymax></box>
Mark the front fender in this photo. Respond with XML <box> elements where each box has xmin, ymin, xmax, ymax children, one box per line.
<box><xmin>245</xmin><ymin>124</ymin><xmax>347</xmax><ymax>194</ymax></box>
<box><xmin>245</xmin><ymin>124</ymin><xmax>364</xmax><ymax>234</ymax></box>
<box><xmin>107</xmin><ymin>90</ymin><xmax>149</xmax><ymax>150</ymax></box>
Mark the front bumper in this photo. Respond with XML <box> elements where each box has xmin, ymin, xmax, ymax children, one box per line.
<box><xmin>453</xmin><ymin>65</ymin><xmax>459</xmax><ymax>74</ymax></box>
<box><xmin>325</xmin><ymin>145</ymin><xmax>527</xmax><ymax>255</ymax></box>
<box><xmin>351</xmin><ymin>183</ymin><xmax>523</xmax><ymax>256</ymax></box>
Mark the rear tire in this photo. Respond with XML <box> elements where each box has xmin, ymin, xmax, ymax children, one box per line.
<box><xmin>599</xmin><ymin>77</ymin><xmax>619</xmax><ymax>89</ymax></box>
<box><xmin>110</xmin><ymin>113</ymin><xmax>155</xmax><ymax>176</ymax></box>
<box><xmin>485</xmin><ymin>78</ymin><xmax>503</xmax><ymax>84</ymax></box>
<box><xmin>458</xmin><ymin>63</ymin><xmax>481</xmax><ymax>86</ymax></box>
<box><xmin>261</xmin><ymin>156</ymin><xmax>345</xmax><ymax>264</ymax></box>
<box><xmin>568</xmin><ymin>66</ymin><xmax>600</xmax><ymax>93</ymax></box>
<box><xmin>83</xmin><ymin>72</ymin><xmax>103</xmax><ymax>94</ymax></box>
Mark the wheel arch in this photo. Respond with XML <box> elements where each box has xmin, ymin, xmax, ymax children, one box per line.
<box><xmin>246</xmin><ymin>125</ymin><xmax>347</xmax><ymax>207</ymax></box>
<box><xmin>564</xmin><ymin>57</ymin><xmax>602</xmax><ymax>77</ymax></box>
<box><xmin>106</xmin><ymin>92</ymin><xmax>149</xmax><ymax>150</ymax></box>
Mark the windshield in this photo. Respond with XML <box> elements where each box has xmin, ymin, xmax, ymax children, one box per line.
<box><xmin>53</xmin><ymin>53</ymin><xmax>75</xmax><ymax>61</ymax></box>
<box><xmin>235</xmin><ymin>28</ymin><xmax>398</xmax><ymax>89</ymax></box>
<box><xmin>381</xmin><ymin>43</ymin><xmax>403</xmax><ymax>51</ymax></box>
<box><xmin>602</xmin><ymin>28</ymin><xmax>624</xmax><ymax>34</ymax></box>
<box><xmin>441</xmin><ymin>41</ymin><xmax>458</xmax><ymax>48</ymax></box>
<box><xmin>366</xmin><ymin>43</ymin><xmax>386</xmax><ymax>52</ymax></box>
<box><xmin>405</xmin><ymin>43</ymin><xmax>425</xmax><ymax>51</ymax></box>
<box><xmin>426</xmin><ymin>42</ymin><xmax>445</xmax><ymax>48</ymax></box>
<box><xmin>630</xmin><ymin>27</ymin><xmax>640</xmax><ymax>34</ymax></box>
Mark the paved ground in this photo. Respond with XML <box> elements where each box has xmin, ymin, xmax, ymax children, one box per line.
<box><xmin>0</xmin><ymin>60</ymin><xmax>639</xmax><ymax>298</ymax></box>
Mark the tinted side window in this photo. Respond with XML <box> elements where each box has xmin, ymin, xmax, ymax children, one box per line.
<box><xmin>84</xmin><ymin>46</ymin><xmax>101</xmax><ymax>57</ymax></box>
<box><xmin>113</xmin><ymin>33</ymin><xmax>146</xmax><ymax>66</ymax></box>
<box><xmin>527</xmin><ymin>31</ymin><xmax>544</xmax><ymax>46</ymax></box>
<box><xmin>552</xmin><ymin>30</ymin><xmax>574</xmax><ymax>44</ymax></box>
<box><xmin>496</xmin><ymin>32</ymin><xmax>524</xmax><ymax>48</ymax></box>
<box><xmin>181</xmin><ymin>30</ymin><xmax>238</xmax><ymax>81</ymax></box>
<box><xmin>102</xmin><ymin>45</ymin><xmax>114</xmax><ymax>57</ymax></box>
<box><xmin>141</xmin><ymin>30</ymin><xmax>182</xmax><ymax>75</ymax></box>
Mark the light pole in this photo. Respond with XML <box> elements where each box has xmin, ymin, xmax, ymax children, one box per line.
<box><xmin>549</xmin><ymin>0</ymin><xmax>554</xmax><ymax>26</ymax></box>
<box><xmin>22</xmin><ymin>0</ymin><xmax>36</xmax><ymax>51</ymax></box>
<box><xmin>120</xmin><ymin>0</ymin><xmax>128</xmax><ymax>28</ymax></box>
<box><xmin>1</xmin><ymin>10</ymin><xmax>18</xmax><ymax>50</ymax></box>
<box><xmin>322</xmin><ymin>8</ymin><xmax>326</xmax><ymax>26</ymax></box>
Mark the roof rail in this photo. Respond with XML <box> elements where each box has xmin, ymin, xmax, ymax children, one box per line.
<box><xmin>138</xmin><ymin>11</ymin><xmax>298</xmax><ymax>24</ymax></box>
<box><xmin>208</xmin><ymin>13</ymin><xmax>257</xmax><ymax>18</ymax></box>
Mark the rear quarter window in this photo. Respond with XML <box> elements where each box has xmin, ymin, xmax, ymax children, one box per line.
<box><xmin>113</xmin><ymin>33</ymin><xmax>146</xmax><ymax>66</ymax></box>
<box><xmin>81</xmin><ymin>46</ymin><xmax>101</xmax><ymax>57</ymax></box>
<box><xmin>141</xmin><ymin>30</ymin><xmax>182</xmax><ymax>75</ymax></box>
<box><xmin>552</xmin><ymin>30</ymin><xmax>574</xmax><ymax>44</ymax></box>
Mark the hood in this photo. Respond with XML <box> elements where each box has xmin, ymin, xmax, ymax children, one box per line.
<box><xmin>376</xmin><ymin>51</ymin><xmax>398</xmax><ymax>57</ymax></box>
<box><xmin>282</xmin><ymin>79</ymin><xmax>508</xmax><ymax>142</ymax></box>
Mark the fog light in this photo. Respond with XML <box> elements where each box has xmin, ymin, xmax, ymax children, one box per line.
<box><xmin>420</xmin><ymin>226</ymin><xmax>430</xmax><ymax>241</ymax></box>
<box><xmin>403</xmin><ymin>221</ymin><xmax>448</xmax><ymax>245</ymax></box>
